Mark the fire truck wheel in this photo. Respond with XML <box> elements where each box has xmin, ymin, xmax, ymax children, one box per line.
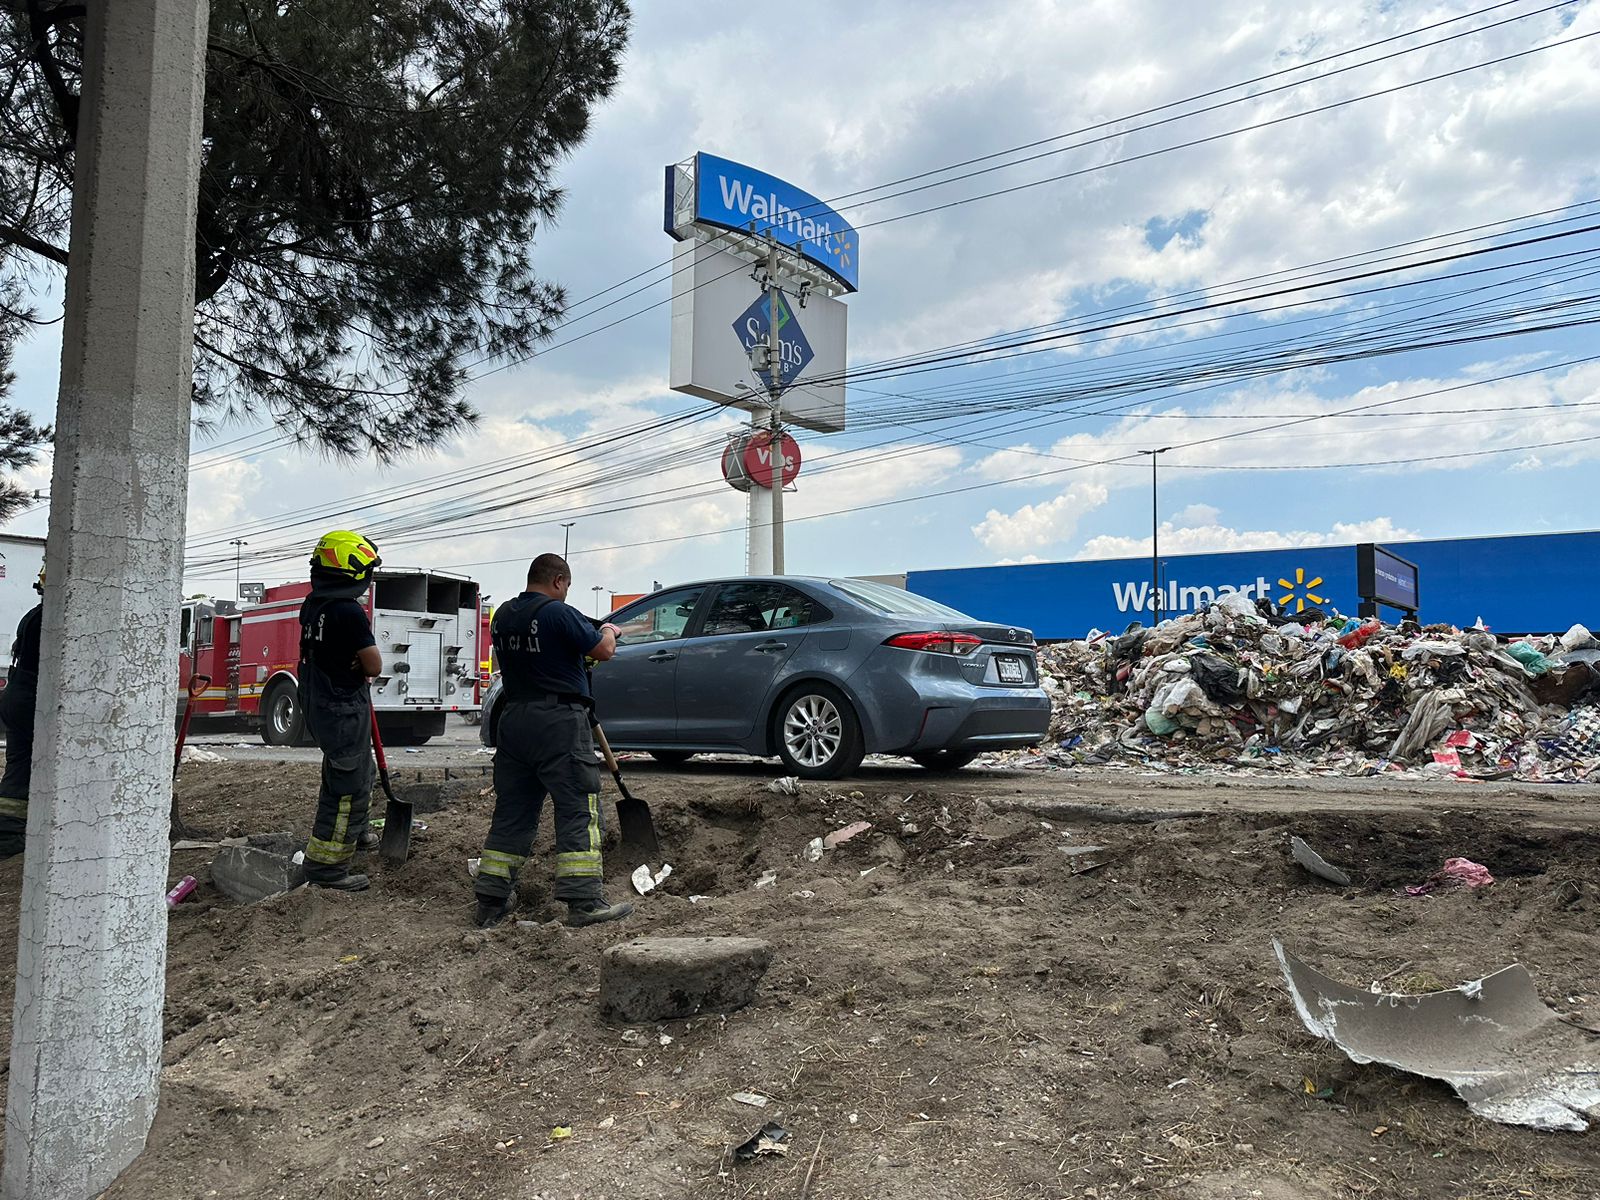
<box><xmin>259</xmin><ymin>679</ymin><xmax>305</xmax><ymax>747</ymax></box>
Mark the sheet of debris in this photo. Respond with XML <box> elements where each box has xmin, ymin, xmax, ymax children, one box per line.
<box><xmin>1014</xmin><ymin>606</ymin><xmax>1600</xmax><ymax>781</ymax></box>
<box><xmin>1275</xmin><ymin>941</ymin><xmax>1600</xmax><ymax>1132</ymax></box>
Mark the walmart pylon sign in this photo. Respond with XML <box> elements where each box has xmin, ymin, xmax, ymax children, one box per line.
<box><xmin>664</xmin><ymin>153</ymin><xmax>855</xmax><ymax>434</ymax></box>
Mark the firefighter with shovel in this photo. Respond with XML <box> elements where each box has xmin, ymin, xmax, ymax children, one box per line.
<box><xmin>298</xmin><ymin>530</ymin><xmax>383</xmax><ymax>891</ymax></box>
<box><xmin>473</xmin><ymin>552</ymin><xmax>632</xmax><ymax>928</ymax></box>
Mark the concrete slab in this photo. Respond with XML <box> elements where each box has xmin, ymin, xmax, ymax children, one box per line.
<box><xmin>600</xmin><ymin>936</ymin><xmax>773</xmax><ymax>1024</ymax></box>
<box><xmin>211</xmin><ymin>846</ymin><xmax>306</xmax><ymax>905</ymax></box>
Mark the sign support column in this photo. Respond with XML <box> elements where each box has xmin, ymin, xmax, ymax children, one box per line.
<box><xmin>4</xmin><ymin>2</ymin><xmax>210</xmax><ymax>1197</ymax></box>
<box><xmin>766</xmin><ymin>243</ymin><xmax>785</xmax><ymax>575</ymax></box>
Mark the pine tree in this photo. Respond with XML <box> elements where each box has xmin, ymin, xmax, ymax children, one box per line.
<box><xmin>0</xmin><ymin>0</ymin><xmax>631</xmax><ymax>518</ymax></box>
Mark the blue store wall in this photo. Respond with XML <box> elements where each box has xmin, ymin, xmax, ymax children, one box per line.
<box><xmin>907</xmin><ymin>531</ymin><xmax>1599</xmax><ymax>640</ymax></box>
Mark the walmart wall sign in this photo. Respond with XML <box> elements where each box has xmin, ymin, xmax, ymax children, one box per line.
<box><xmin>665</xmin><ymin>153</ymin><xmax>859</xmax><ymax>293</ymax></box>
<box><xmin>906</xmin><ymin>532</ymin><xmax>1600</xmax><ymax>639</ymax></box>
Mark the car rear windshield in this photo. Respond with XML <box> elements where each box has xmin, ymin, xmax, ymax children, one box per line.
<box><xmin>830</xmin><ymin>579</ymin><xmax>973</xmax><ymax>620</ymax></box>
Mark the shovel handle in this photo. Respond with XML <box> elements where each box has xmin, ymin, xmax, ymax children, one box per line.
<box><xmin>369</xmin><ymin>705</ymin><xmax>397</xmax><ymax>802</ymax></box>
<box><xmin>592</xmin><ymin>722</ymin><xmax>620</xmax><ymax>774</ymax></box>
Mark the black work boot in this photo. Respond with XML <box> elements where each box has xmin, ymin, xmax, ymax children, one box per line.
<box><xmin>308</xmin><ymin>871</ymin><xmax>370</xmax><ymax>892</ymax></box>
<box><xmin>565</xmin><ymin>896</ymin><xmax>634</xmax><ymax>928</ymax></box>
<box><xmin>474</xmin><ymin>889</ymin><xmax>519</xmax><ymax>928</ymax></box>
<box><xmin>355</xmin><ymin>827</ymin><xmax>380</xmax><ymax>853</ymax></box>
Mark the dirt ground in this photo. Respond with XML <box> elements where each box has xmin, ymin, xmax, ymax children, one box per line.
<box><xmin>1</xmin><ymin>758</ymin><xmax>1598</xmax><ymax>1200</ymax></box>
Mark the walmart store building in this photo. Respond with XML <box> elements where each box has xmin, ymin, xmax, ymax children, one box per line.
<box><xmin>899</xmin><ymin>531</ymin><xmax>1596</xmax><ymax>641</ymax></box>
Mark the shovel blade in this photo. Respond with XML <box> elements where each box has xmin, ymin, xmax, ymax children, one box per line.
<box><xmin>378</xmin><ymin>796</ymin><xmax>412</xmax><ymax>865</ymax></box>
<box><xmin>616</xmin><ymin>795</ymin><xmax>659</xmax><ymax>859</ymax></box>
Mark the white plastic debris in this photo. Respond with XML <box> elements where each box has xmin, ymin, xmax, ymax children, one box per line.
<box><xmin>179</xmin><ymin>746</ymin><xmax>225</xmax><ymax>764</ymax></box>
<box><xmin>803</xmin><ymin>837</ymin><xmax>825</xmax><ymax>862</ymax></box>
<box><xmin>1275</xmin><ymin>940</ymin><xmax>1600</xmax><ymax>1131</ymax></box>
<box><xmin>467</xmin><ymin>857</ymin><xmax>480</xmax><ymax>878</ymax></box>
<box><xmin>731</xmin><ymin>1091</ymin><xmax>770</xmax><ymax>1108</ymax></box>
<box><xmin>754</xmin><ymin>870</ymin><xmax>778</xmax><ymax>889</ymax></box>
<box><xmin>767</xmin><ymin>776</ymin><xmax>801</xmax><ymax>796</ymax></box>
<box><xmin>630</xmin><ymin>863</ymin><xmax>673</xmax><ymax>895</ymax></box>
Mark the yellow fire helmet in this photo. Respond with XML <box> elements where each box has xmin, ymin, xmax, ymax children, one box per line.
<box><xmin>311</xmin><ymin>530</ymin><xmax>381</xmax><ymax>583</ymax></box>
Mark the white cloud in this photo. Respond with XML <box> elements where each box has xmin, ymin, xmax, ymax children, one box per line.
<box><xmin>1171</xmin><ymin>502</ymin><xmax>1220</xmax><ymax>528</ymax></box>
<box><xmin>972</xmin><ymin>481</ymin><xmax>1109</xmax><ymax>554</ymax></box>
<box><xmin>1077</xmin><ymin>516</ymin><xmax>1419</xmax><ymax>560</ymax></box>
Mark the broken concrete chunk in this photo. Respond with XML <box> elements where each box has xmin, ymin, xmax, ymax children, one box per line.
<box><xmin>211</xmin><ymin>845</ymin><xmax>306</xmax><ymax>904</ymax></box>
<box><xmin>1274</xmin><ymin>940</ymin><xmax>1600</xmax><ymax>1131</ymax></box>
<box><xmin>600</xmin><ymin>936</ymin><xmax>772</xmax><ymax>1024</ymax></box>
<box><xmin>1289</xmin><ymin>836</ymin><xmax>1352</xmax><ymax>886</ymax></box>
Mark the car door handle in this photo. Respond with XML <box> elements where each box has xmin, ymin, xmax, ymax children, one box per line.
<box><xmin>647</xmin><ymin>651</ymin><xmax>677</xmax><ymax>663</ymax></box>
<box><xmin>755</xmin><ymin>641</ymin><xmax>788</xmax><ymax>653</ymax></box>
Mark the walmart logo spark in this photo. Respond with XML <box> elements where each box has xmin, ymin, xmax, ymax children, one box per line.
<box><xmin>1277</xmin><ymin>567</ymin><xmax>1327</xmax><ymax>613</ymax></box>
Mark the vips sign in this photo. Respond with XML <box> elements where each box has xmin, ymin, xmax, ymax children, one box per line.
<box><xmin>665</xmin><ymin>152</ymin><xmax>859</xmax><ymax>293</ymax></box>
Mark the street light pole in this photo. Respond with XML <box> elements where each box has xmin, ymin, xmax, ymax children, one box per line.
<box><xmin>1139</xmin><ymin>449</ymin><xmax>1171</xmax><ymax>622</ymax></box>
<box><xmin>560</xmin><ymin>522</ymin><xmax>575</xmax><ymax>560</ymax></box>
<box><xmin>590</xmin><ymin>585</ymin><xmax>605</xmax><ymax>617</ymax></box>
<box><xmin>228</xmin><ymin>538</ymin><xmax>247</xmax><ymax>602</ymax></box>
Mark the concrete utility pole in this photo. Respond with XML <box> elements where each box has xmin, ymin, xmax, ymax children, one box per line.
<box><xmin>1139</xmin><ymin>448</ymin><xmax>1171</xmax><ymax>622</ymax></box>
<box><xmin>766</xmin><ymin>244</ymin><xmax>785</xmax><ymax>576</ymax></box>
<box><xmin>230</xmin><ymin>537</ymin><xmax>248</xmax><ymax>601</ymax></box>
<box><xmin>4</xmin><ymin>3</ymin><xmax>210</xmax><ymax>1198</ymax></box>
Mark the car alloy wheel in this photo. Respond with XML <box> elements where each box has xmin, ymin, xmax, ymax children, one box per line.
<box><xmin>783</xmin><ymin>693</ymin><xmax>843</xmax><ymax>769</ymax></box>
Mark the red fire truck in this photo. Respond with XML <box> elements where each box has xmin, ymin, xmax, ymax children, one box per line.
<box><xmin>179</xmin><ymin>568</ymin><xmax>482</xmax><ymax>745</ymax></box>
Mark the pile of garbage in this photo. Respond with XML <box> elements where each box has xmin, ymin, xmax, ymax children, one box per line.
<box><xmin>1027</xmin><ymin>592</ymin><xmax>1600</xmax><ymax>781</ymax></box>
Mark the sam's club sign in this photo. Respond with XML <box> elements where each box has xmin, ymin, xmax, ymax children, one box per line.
<box><xmin>665</xmin><ymin>152</ymin><xmax>859</xmax><ymax>292</ymax></box>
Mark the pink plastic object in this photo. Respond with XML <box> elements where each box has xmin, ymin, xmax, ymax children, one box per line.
<box><xmin>1405</xmin><ymin>857</ymin><xmax>1496</xmax><ymax>896</ymax></box>
<box><xmin>165</xmin><ymin>875</ymin><xmax>198</xmax><ymax>910</ymax></box>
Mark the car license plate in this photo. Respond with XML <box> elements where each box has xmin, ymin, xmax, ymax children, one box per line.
<box><xmin>997</xmin><ymin>656</ymin><xmax>1027</xmax><ymax>683</ymax></box>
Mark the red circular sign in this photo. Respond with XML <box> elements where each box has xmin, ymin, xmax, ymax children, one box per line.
<box><xmin>743</xmin><ymin>431</ymin><xmax>801</xmax><ymax>489</ymax></box>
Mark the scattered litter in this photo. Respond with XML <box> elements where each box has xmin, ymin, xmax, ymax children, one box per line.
<box><xmin>1012</xmin><ymin>608</ymin><xmax>1600</xmax><ymax>781</ymax></box>
<box><xmin>597</xmin><ymin>1116</ymin><xmax>615</xmax><ymax>1129</ymax></box>
<box><xmin>858</xmin><ymin>865</ymin><xmax>882</xmax><ymax>878</ymax></box>
<box><xmin>1405</xmin><ymin>857</ymin><xmax>1496</xmax><ymax>896</ymax></box>
<box><xmin>733</xmin><ymin>1121</ymin><xmax>790</xmax><ymax>1161</ymax></box>
<box><xmin>179</xmin><ymin>746</ymin><xmax>225</xmax><ymax>764</ymax></box>
<box><xmin>1275</xmin><ymin>940</ymin><xmax>1600</xmax><ymax>1131</ymax></box>
<box><xmin>631</xmin><ymin>863</ymin><xmax>673</xmax><ymax>895</ymax></box>
<box><xmin>170</xmin><ymin>840</ymin><xmax>219</xmax><ymax>852</ymax></box>
<box><xmin>550</xmin><ymin>1126</ymin><xmax>572</xmax><ymax>1141</ymax></box>
<box><xmin>767</xmin><ymin>777</ymin><xmax>801</xmax><ymax>795</ymax></box>
<box><xmin>1301</xmin><ymin>1077</ymin><xmax>1335</xmax><ymax>1101</ymax></box>
<box><xmin>403</xmin><ymin>747</ymin><xmax>423</xmax><ymax>754</ymax></box>
<box><xmin>164</xmin><ymin>875</ymin><xmax>197</xmax><ymax>909</ymax></box>
<box><xmin>688</xmin><ymin>895</ymin><xmax>711</xmax><ymax>904</ymax></box>
<box><xmin>365</xmin><ymin>1136</ymin><xmax>385</xmax><ymax>1150</ymax></box>
<box><xmin>658</xmin><ymin>1033</ymin><xmax>673</xmax><ymax>1047</ymax></box>
<box><xmin>803</xmin><ymin>837</ymin><xmax>825</xmax><ymax>863</ymax></box>
<box><xmin>731</xmin><ymin>1091</ymin><xmax>770</xmax><ymax>1108</ymax></box>
<box><xmin>823</xmin><ymin>821</ymin><xmax>872</xmax><ymax>849</ymax></box>
<box><xmin>1289</xmin><ymin>836</ymin><xmax>1352</xmax><ymax>886</ymax></box>
<box><xmin>793</xmin><ymin>889</ymin><xmax>816</xmax><ymax>899</ymax></box>
<box><xmin>754</xmin><ymin>870</ymin><xmax>778</xmax><ymax>889</ymax></box>
<box><xmin>467</xmin><ymin>857</ymin><xmax>480</xmax><ymax>878</ymax></box>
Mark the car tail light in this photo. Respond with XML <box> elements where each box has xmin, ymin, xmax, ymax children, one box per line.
<box><xmin>885</xmin><ymin>631</ymin><xmax>982</xmax><ymax>656</ymax></box>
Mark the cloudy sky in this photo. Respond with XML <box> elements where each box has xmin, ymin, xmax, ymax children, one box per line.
<box><xmin>6</xmin><ymin>0</ymin><xmax>1600</xmax><ymax>611</ymax></box>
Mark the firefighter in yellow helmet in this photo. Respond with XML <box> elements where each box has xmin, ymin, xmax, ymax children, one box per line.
<box><xmin>298</xmin><ymin>531</ymin><xmax>383</xmax><ymax>890</ymax></box>
<box><xmin>0</xmin><ymin>564</ymin><xmax>44</xmax><ymax>858</ymax></box>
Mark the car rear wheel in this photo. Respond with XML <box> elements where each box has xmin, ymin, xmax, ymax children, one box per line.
<box><xmin>648</xmin><ymin>750</ymin><xmax>696</xmax><ymax>767</ymax></box>
<box><xmin>774</xmin><ymin>684</ymin><xmax>865</xmax><ymax>780</ymax></box>
<box><xmin>259</xmin><ymin>679</ymin><xmax>304</xmax><ymax>747</ymax></box>
<box><xmin>910</xmin><ymin>749</ymin><xmax>979</xmax><ymax>772</ymax></box>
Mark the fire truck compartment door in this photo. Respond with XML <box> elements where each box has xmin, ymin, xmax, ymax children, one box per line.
<box><xmin>405</xmin><ymin>631</ymin><xmax>444</xmax><ymax>700</ymax></box>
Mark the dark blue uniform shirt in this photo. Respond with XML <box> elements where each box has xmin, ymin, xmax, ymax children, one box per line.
<box><xmin>493</xmin><ymin>592</ymin><xmax>602</xmax><ymax>701</ymax></box>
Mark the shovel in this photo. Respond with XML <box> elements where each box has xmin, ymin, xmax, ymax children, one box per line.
<box><xmin>371</xmin><ymin>706</ymin><xmax>411</xmax><ymax>866</ymax></box>
<box><xmin>593</xmin><ymin>722</ymin><xmax>658</xmax><ymax>859</ymax></box>
<box><xmin>170</xmin><ymin>673</ymin><xmax>212</xmax><ymax>842</ymax></box>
